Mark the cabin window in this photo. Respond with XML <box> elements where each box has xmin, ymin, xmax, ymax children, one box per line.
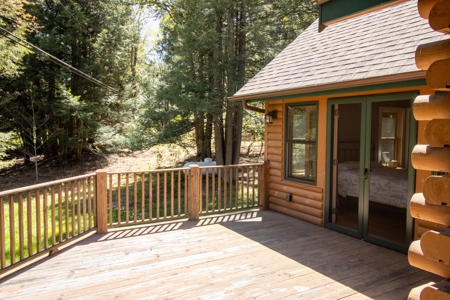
<box><xmin>285</xmin><ymin>103</ymin><xmax>318</xmax><ymax>184</ymax></box>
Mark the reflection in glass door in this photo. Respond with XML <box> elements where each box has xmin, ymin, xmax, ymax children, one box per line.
<box><xmin>366</xmin><ymin>102</ymin><xmax>411</xmax><ymax>246</ymax></box>
<box><xmin>329</xmin><ymin>102</ymin><xmax>362</xmax><ymax>233</ymax></box>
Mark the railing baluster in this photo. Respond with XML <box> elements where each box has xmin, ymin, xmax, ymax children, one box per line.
<box><xmin>246</xmin><ymin>166</ymin><xmax>249</xmax><ymax>208</ymax></box>
<box><xmin>199</xmin><ymin>169</ymin><xmax>203</xmax><ymax>213</ymax></box>
<box><xmin>82</xmin><ymin>178</ymin><xmax>87</xmax><ymax>232</ymax></box>
<box><xmin>58</xmin><ymin>184</ymin><xmax>62</xmax><ymax>243</ymax></box>
<box><xmin>171</xmin><ymin>171</ymin><xmax>174</xmax><ymax>218</ymax></box>
<box><xmin>163</xmin><ymin>172</ymin><xmax>167</xmax><ymax>219</ymax></box>
<box><xmin>141</xmin><ymin>173</ymin><xmax>145</xmax><ymax>222</ymax></box>
<box><xmin>229</xmin><ymin>167</ymin><xmax>233</xmax><ymax>210</ymax></box>
<box><xmin>43</xmin><ymin>187</ymin><xmax>48</xmax><ymax>249</ymax></box>
<box><xmin>0</xmin><ymin>196</ymin><xmax>5</xmax><ymax>268</ymax></box>
<box><xmin>134</xmin><ymin>173</ymin><xmax>137</xmax><ymax>223</ymax></box>
<box><xmin>26</xmin><ymin>191</ymin><xmax>32</xmax><ymax>257</ymax></box>
<box><xmin>177</xmin><ymin>170</ymin><xmax>181</xmax><ymax>216</ymax></box>
<box><xmin>205</xmin><ymin>169</ymin><xmax>209</xmax><ymax>213</ymax></box>
<box><xmin>212</xmin><ymin>168</ymin><xmax>216</xmax><ymax>212</ymax></box>
<box><xmin>218</xmin><ymin>168</ymin><xmax>222</xmax><ymax>211</ymax></box>
<box><xmin>68</xmin><ymin>181</ymin><xmax>73</xmax><ymax>237</ymax></box>
<box><xmin>149</xmin><ymin>173</ymin><xmax>153</xmax><ymax>220</ymax></box>
<box><xmin>184</xmin><ymin>170</ymin><xmax>188</xmax><ymax>215</ymax></box>
<box><xmin>117</xmin><ymin>174</ymin><xmax>121</xmax><ymax>225</ymax></box>
<box><xmin>235</xmin><ymin>167</ymin><xmax>239</xmax><ymax>209</ymax></box>
<box><xmin>69</xmin><ymin>181</ymin><xmax>73</xmax><ymax>239</ymax></box>
<box><xmin>35</xmin><ymin>189</ymin><xmax>41</xmax><ymax>253</ymax></box>
<box><xmin>88</xmin><ymin>176</ymin><xmax>92</xmax><ymax>229</ymax></box>
<box><xmin>50</xmin><ymin>187</ymin><xmax>55</xmax><ymax>247</ymax></box>
<box><xmin>157</xmin><ymin>173</ymin><xmax>160</xmax><ymax>220</ymax></box>
<box><xmin>125</xmin><ymin>173</ymin><xmax>129</xmax><ymax>224</ymax></box>
<box><xmin>77</xmin><ymin>180</ymin><xmax>81</xmax><ymax>234</ymax></box>
<box><xmin>19</xmin><ymin>193</ymin><xmax>24</xmax><ymax>259</ymax></box>
<box><xmin>93</xmin><ymin>175</ymin><xmax>97</xmax><ymax>228</ymax></box>
<box><xmin>223</xmin><ymin>168</ymin><xmax>227</xmax><ymax>211</ymax></box>
<box><xmin>252</xmin><ymin>165</ymin><xmax>256</xmax><ymax>206</ymax></box>
<box><xmin>9</xmin><ymin>195</ymin><xmax>15</xmax><ymax>265</ymax></box>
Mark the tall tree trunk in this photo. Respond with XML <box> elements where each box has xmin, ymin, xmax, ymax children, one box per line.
<box><xmin>205</xmin><ymin>113</ymin><xmax>213</xmax><ymax>158</ymax></box>
<box><xmin>232</xmin><ymin>0</ymin><xmax>246</xmax><ymax>165</ymax></box>
<box><xmin>213</xmin><ymin>10</ymin><xmax>225</xmax><ymax>165</ymax></box>
<box><xmin>194</xmin><ymin>112</ymin><xmax>205</xmax><ymax>159</ymax></box>
<box><xmin>225</xmin><ymin>5</ymin><xmax>235</xmax><ymax>165</ymax></box>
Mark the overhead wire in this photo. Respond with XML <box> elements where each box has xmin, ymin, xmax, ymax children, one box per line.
<box><xmin>0</xmin><ymin>26</ymin><xmax>119</xmax><ymax>93</ymax></box>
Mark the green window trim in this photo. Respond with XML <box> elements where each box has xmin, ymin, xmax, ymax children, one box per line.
<box><xmin>284</xmin><ymin>102</ymin><xmax>319</xmax><ymax>185</ymax></box>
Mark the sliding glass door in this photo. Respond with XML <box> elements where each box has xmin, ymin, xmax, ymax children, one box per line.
<box><xmin>326</xmin><ymin>93</ymin><xmax>416</xmax><ymax>252</ymax></box>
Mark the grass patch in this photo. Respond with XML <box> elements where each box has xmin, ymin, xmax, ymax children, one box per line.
<box><xmin>2</xmin><ymin>181</ymin><xmax>95</xmax><ymax>267</ymax></box>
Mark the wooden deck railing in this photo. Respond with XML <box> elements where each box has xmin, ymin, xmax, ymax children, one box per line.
<box><xmin>103</xmin><ymin>163</ymin><xmax>264</xmax><ymax>226</ymax></box>
<box><xmin>0</xmin><ymin>173</ymin><xmax>97</xmax><ymax>272</ymax></box>
<box><xmin>0</xmin><ymin>162</ymin><xmax>266</xmax><ymax>273</ymax></box>
<box><xmin>105</xmin><ymin>168</ymin><xmax>190</xmax><ymax>227</ymax></box>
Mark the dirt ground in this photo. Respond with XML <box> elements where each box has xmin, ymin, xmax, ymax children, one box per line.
<box><xmin>0</xmin><ymin>142</ymin><xmax>264</xmax><ymax>192</ymax></box>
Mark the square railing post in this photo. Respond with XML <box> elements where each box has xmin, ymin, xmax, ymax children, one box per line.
<box><xmin>96</xmin><ymin>169</ymin><xmax>108</xmax><ymax>233</ymax></box>
<box><xmin>259</xmin><ymin>160</ymin><xmax>270</xmax><ymax>210</ymax></box>
<box><xmin>188</xmin><ymin>165</ymin><xmax>200</xmax><ymax>221</ymax></box>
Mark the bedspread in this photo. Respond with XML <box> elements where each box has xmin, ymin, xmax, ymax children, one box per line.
<box><xmin>337</xmin><ymin>161</ymin><xmax>408</xmax><ymax>208</ymax></box>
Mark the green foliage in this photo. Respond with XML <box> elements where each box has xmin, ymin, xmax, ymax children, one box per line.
<box><xmin>140</xmin><ymin>0</ymin><xmax>318</xmax><ymax>162</ymax></box>
<box><xmin>0</xmin><ymin>0</ymin><xmax>38</xmax><ymax>78</ymax></box>
<box><xmin>0</xmin><ymin>0</ymin><xmax>146</xmax><ymax>162</ymax></box>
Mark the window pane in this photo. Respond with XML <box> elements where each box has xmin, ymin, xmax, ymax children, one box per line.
<box><xmin>287</xmin><ymin>105</ymin><xmax>317</xmax><ymax>141</ymax></box>
<box><xmin>381</xmin><ymin>113</ymin><xmax>396</xmax><ymax>138</ymax></box>
<box><xmin>288</xmin><ymin>143</ymin><xmax>317</xmax><ymax>181</ymax></box>
<box><xmin>380</xmin><ymin>140</ymin><xmax>395</xmax><ymax>164</ymax></box>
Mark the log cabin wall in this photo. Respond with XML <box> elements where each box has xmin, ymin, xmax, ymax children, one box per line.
<box><xmin>265</xmin><ymin>99</ymin><xmax>325</xmax><ymax>226</ymax></box>
<box><xmin>263</xmin><ymin>85</ymin><xmax>435</xmax><ymax>230</ymax></box>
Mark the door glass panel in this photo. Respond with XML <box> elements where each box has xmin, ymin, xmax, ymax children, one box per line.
<box><xmin>329</xmin><ymin>103</ymin><xmax>361</xmax><ymax>231</ymax></box>
<box><xmin>367</xmin><ymin>101</ymin><xmax>410</xmax><ymax>246</ymax></box>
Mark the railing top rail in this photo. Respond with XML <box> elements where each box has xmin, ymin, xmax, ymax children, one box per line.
<box><xmin>108</xmin><ymin>167</ymin><xmax>190</xmax><ymax>175</ymax></box>
<box><xmin>106</xmin><ymin>163</ymin><xmax>264</xmax><ymax>175</ymax></box>
<box><xmin>198</xmin><ymin>163</ymin><xmax>263</xmax><ymax>169</ymax></box>
<box><xmin>0</xmin><ymin>173</ymin><xmax>97</xmax><ymax>197</ymax></box>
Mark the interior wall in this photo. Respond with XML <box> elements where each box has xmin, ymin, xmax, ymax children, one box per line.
<box><xmin>338</xmin><ymin>103</ymin><xmax>361</xmax><ymax>142</ymax></box>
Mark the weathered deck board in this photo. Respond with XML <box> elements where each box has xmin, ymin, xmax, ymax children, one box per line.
<box><xmin>0</xmin><ymin>210</ymin><xmax>442</xmax><ymax>299</ymax></box>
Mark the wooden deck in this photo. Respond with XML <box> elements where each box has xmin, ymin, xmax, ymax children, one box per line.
<box><xmin>0</xmin><ymin>210</ymin><xmax>442</xmax><ymax>299</ymax></box>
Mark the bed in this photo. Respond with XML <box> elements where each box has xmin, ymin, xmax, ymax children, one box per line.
<box><xmin>337</xmin><ymin>160</ymin><xmax>408</xmax><ymax>208</ymax></box>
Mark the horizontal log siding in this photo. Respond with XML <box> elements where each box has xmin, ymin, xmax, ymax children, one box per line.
<box><xmin>266</xmin><ymin>102</ymin><xmax>324</xmax><ymax>226</ymax></box>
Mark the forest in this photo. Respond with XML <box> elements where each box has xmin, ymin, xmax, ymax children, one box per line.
<box><xmin>0</xmin><ymin>0</ymin><xmax>317</xmax><ymax>171</ymax></box>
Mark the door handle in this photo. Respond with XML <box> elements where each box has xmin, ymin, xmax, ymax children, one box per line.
<box><xmin>364</xmin><ymin>168</ymin><xmax>368</xmax><ymax>179</ymax></box>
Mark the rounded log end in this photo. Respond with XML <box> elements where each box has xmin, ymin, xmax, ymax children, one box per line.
<box><xmin>429</xmin><ymin>0</ymin><xmax>450</xmax><ymax>33</ymax></box>
<box><xmin>418</xmin><ymin>0</ymin><xmax>441</xmax><ymax>19</ymax></box>
<box><xmin>426</xmin><ymin>60</ymin><xmax>450</xmax><ymax>90</ymax></box>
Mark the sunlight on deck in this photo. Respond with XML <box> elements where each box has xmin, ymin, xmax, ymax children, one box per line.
<box><xmin>0</xmin><ymin>210</ymin><xmax>441</xmax><ymax>299</ymax></box>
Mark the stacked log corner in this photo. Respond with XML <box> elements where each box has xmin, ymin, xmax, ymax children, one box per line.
<box><xmin>408</xmin><ymin>1</ymin><xmax>450</xmax><ymax>299</ymax></box>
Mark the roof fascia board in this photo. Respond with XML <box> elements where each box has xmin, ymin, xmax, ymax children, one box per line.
<box><xmin>230</xmin><ymin>76</ymin><xmax>426</xmax><ymax>103</ymax></box>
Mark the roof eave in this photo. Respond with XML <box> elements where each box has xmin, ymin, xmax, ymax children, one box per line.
<box><xmin>229</xmin><ymin>71</ymin><xmax>426</xmax><ymax>102</ymax></box>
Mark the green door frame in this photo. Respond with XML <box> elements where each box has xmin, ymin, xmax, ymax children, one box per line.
<box><xmin>325</xmin><ymin>92</ymin><xmax>417</xmax><ymax>253</ymax></box>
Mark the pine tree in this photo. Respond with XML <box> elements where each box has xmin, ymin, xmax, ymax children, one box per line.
<box><xmin>142</xmin><ymin>0</ymin><xmax>318</xmax><ymax>163</ymax></box>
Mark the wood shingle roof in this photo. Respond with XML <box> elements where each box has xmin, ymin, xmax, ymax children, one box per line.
<box><xmin>231</xmin><ymin>0</ymin><xmax>446</xmax><ymax>101</ymax></box>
